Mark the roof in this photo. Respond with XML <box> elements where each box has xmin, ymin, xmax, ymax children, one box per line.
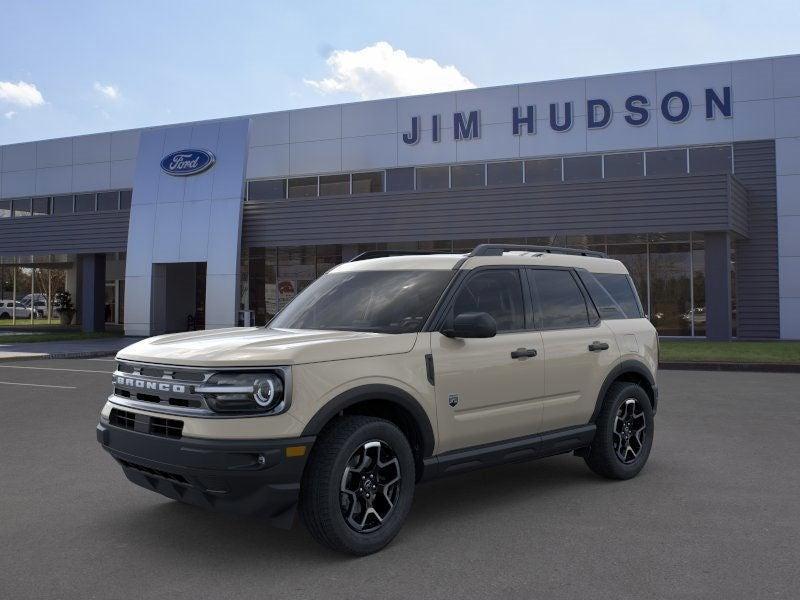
<box><xmin>332</xmin><ymin>251</ymin><xmax>629</xmax><ymax>274</ymax></box>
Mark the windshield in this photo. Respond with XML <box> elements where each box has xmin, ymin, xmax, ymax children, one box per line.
<box><xmin>269</xmin><ymin>270</ymin><xmax>453</xmax><ymax>334</ymax></box>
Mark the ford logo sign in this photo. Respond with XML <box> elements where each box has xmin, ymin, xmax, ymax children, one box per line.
<box><xmin>160</xmin><ymin>149</ymin><xmax>215</xmax><ymax>176</ymax></box>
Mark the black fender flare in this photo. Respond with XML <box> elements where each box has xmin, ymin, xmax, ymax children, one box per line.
<box><xmin>301</xmin><ymin>384</ymin><xmax>436</xmax><ymax>458</ymax></box>
<box><xmin>591</xmin><ymin>359</ymin><xmax>657</xmax><ymax>422</ymax></box>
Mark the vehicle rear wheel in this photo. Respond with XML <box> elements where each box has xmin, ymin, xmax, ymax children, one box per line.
<box><xmin>583</xmin><ymin>382</ymin><xmax>654</xmax><ymax>480</ymax></box>
<box><xmin>299</xmin><ymin>415</ymin><xmax>415</xmax><ymax>555</ymax></box>
<box><xmin>0</xmin><ymin>312</ymin><xmax>9</xmax><ymax>319</ymax></box>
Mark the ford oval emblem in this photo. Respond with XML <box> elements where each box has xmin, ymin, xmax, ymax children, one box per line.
<box><xmin>160</xmin><ymin>149</ymin><xmax>216</xmax><ymax>176</ymax></box>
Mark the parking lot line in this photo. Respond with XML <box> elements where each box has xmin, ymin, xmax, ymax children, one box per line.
<box><xmin>0</xmin><ymin>380</ymin><xmax>77</xmax><ymax>389</ymax></box>
<box><xmin>0</xmin><ymin>365</ymin><xmax>111</xmax><ymax>375</ymax></box>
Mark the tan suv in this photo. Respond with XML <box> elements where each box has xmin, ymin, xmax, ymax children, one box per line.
<box><xmin>97</xmin><ymin>244</ymin><xmax>658</xmax><ymax>555</ymax></box>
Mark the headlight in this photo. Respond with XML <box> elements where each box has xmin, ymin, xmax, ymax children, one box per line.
<box><xmin>196</xmin><ymin>371</ymin><xmax>288</xmax><ymax>415</ymax></box>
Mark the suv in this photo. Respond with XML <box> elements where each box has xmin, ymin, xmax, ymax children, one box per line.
<box><xmin>97</xmin><ymin>244</ymin><xmax>658</xmax><ymax>555</ymax></box>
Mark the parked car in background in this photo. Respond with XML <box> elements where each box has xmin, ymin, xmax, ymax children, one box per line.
<box><xmin>20</xmin><ymin>297</ymin><xmax>48</xmax><ymax>318</ymax></box>
<box><xmin>0</xmin><ymin>300</ymin><xmax>32</xmax><ymax>319</ymax></box>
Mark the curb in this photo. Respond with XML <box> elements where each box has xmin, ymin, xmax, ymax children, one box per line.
<box><xmin>0</xmin><ymin>350</ymin><xmax>117</xmax><ymax>363</ymax></box>
<box><xmin>660</xmin><ymin>361</ymin><xmax>800</xmax><ymax>373</ymax></box>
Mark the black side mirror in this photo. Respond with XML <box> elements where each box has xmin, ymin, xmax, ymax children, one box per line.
<box><xmin>442</xmin><ymin>312</ymin><xmax>497</xmax><ymax>339</ymax></box>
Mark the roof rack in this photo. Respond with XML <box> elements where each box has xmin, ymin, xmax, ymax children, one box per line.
<box><xmin>349</xmin><ymin>250</ymin><xmax>440</xmax><ymax>262</ymax></box>
<box><xmin>469</xmin><ymin>244</ymin><xmax>607</xmax><ymax>258</ymax></box>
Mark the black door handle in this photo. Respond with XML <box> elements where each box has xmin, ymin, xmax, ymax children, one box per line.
<box><xmin>511</xmin><ymin>348</ymin><xmax>538</xmax><ymax>359</ymax></box>
<box><xmin>588</xmin><ymin>341</ymin><xmax>610</xmax><ymax>352</ymax></box>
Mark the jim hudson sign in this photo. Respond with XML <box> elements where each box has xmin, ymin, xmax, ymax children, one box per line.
<box><xmin>401</xmin><ymin>86</ymin><xmax>732</xmax><ymax>144</ymax></box>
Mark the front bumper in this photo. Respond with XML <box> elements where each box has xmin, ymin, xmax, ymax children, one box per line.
<box><xmin>97</xmin><ymin>422</ymin><xmax>314</xmax><ymax>528</ymax></box>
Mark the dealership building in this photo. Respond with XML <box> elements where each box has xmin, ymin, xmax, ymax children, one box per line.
<box><xmin>1</xmin><ymin>54</ymin><xmax>800</xmax><ymax>340</ymax></box>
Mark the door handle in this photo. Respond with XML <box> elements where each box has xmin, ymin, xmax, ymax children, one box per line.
<box><xmin>588</xmin><ymin>341</ymin><xmax>610</xmax><ymax>352</ymax></box>
<box><xmin>511</xmin><ymin>348</ymin><xmax>538</xmax><ymax>359</ymax></box>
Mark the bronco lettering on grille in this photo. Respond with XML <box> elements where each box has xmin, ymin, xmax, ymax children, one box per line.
<box><xmin>115</xmin><ymin>376</ymin><xmax>186</xmax><ymax>394</ymax></box>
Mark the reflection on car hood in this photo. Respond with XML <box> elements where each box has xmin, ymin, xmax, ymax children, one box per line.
<box><xmin>116</xmin><ymin>327</ymin><xmax>418</xmax><ymax>367</ymax></box>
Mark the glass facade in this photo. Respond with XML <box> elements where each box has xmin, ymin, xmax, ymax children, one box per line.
<box><xmin>241</xmin><ymin>233</ymin><xmax>729</xmax><ymax>336</ymax></box>
<box><xmin>0</xmin><ymin>252</ymin><xmax>126</xmax><ymax>329</ymax></box>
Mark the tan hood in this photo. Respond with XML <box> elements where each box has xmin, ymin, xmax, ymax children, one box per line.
<box><xmin>116</xmin><ymin>327</ymin><xmax>418</xmax><ymax>367</ymax></box>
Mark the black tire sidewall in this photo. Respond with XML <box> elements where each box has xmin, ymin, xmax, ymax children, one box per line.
<box><xmin>321</xmin><ymin>420</ymin><xmax>415</xmax><ymax>554</ymax></box>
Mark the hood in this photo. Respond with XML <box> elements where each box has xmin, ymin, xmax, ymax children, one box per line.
<box><xmin>116</xmin><ymin>327</ymin><xmax>419</xmax><ymax>367</ymax></box>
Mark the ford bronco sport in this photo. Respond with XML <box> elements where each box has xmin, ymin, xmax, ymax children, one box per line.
<box><xmin>97</xmin><ymin>244</ymin><xmax>658</xmax><ymax>555</ymax></box>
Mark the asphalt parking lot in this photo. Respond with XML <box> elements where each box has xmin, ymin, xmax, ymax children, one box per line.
<box><xmin>1</xmin><ymin>359</ymin><xmax>799</xmax><ymax>600</ymax></box>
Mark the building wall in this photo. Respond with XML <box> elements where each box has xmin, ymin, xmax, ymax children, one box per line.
<box><xmin>123</xmin><ymin>118</ymin><xmax>249</xmax><ymax>335</ymax></box>
<box><xmin>0</xmin><ymin>129</ymin><xmax>139</xmax><ymax>198</ymax></box>
<box><xmin>773</xmin><ymin>55</ymin><xmax>800</xmax><ymax>339</ymax></box>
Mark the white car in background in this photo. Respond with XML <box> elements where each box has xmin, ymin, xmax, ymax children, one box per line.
<box><xmin>0</xmin><ymin>300</ymin><xmax>32</xmax><ymax>320</ymax></box>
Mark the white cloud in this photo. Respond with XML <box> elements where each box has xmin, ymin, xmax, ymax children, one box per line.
<box><xmin>4</xmin><ymin>110</ymin><xmax>17</xmax><ymax>119</ymax></box>
<box><xmin>94</xmin><ymin>82</ymin><xmax>121</xmax><ymax>100</ymax></box>
<box><xmin>304</xmin><ymin>41</ymin><xmax>475</xmax><ymax>100</ymax></box>
<box><xmin>0</xmin><ymin>81</ymin><xmax>44</xmax><ymax>107</ymax></box>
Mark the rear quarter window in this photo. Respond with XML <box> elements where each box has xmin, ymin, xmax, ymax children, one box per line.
<box><xmin>591</xmin><ymin>272</ymin><xmax>644</xmax><ymax>318</ymax></box>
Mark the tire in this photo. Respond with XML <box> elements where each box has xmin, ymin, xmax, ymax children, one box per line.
<box><xmin>299</xmin><ymin>415</ymin><xmax>415</xmax><ymax>556</ymax></box>
<box><xmin>0</xmin><ymin>312</ymin><xmax>9</xmax><ymax>320</ymax></box>
<box><xmin>584</xmin><ymin>382</ymin><xmax>654</xmax><ymax>480</ymax></box>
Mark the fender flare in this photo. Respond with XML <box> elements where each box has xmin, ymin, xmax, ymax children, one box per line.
<box><xmin>301</xmin><ymin>384</ymin><xmax>436</xmax><ymax>458</ymax></box>
<box><xmin>591</xmin><ymin>359</ymin><xmax>657</xmax><ymax>422</ymax></box>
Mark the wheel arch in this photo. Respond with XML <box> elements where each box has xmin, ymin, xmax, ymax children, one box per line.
<box><xmin>591</xmin><ymin>360</ymin><xmax>657</xmax><ymax>422</ymax></box>
<box><xmin>301</xmin><ymin>384</ymin><xmax>436</xmax><ymax>478</ymax></box>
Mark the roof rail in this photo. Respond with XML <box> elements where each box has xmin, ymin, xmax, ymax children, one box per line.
<box><xmin>349</xmin><ymin>250</ymin><xmax>440</xmax><ymax>262</ymax></box>
<box><xmin>469</xmin><ymin>244</ymin><xmax>607</xmax><ymax>258</ymax></box>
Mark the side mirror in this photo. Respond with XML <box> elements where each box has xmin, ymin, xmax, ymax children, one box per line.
<box><xmin>442</xmin><ymin>312</ymin><xmax>497</xmax><ymax>339</ymax></box>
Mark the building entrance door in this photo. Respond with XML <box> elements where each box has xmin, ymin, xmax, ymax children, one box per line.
<box><xmin>151</xmin><ymin>262</ymin><xmax>207</xmax><ymax>334</ymax></box>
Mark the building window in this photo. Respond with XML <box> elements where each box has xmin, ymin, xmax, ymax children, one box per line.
<box><xmin>386</xmin><ymin>167</ymin><xmax>415</xmax><ymax>192</ymax></box>
<box><xmin>416</xmin><ymin>166</ymin><xmax>450</xmax><ymax>191</ymax></box>
<box><xmin>352</xmin><ymin>171</ymin><xmax>384</xmax><ymax>194</ymax></box>
<box><xmin>604</xmin><ymin>152</ymin><xmax>644</xmax><ymax>178</ymax></box>
<box><xmin>120</xmin><ymin>190</ymin><xmax>132</xmax><ymax>210</ymax></box>
<box><xmin>563</xmin><ymin>155</ymin><xmax>602</xmax><ymax>181</ymax></box>
<box><xmin>451</xmin><ymin>163</ymin><xmax>485</xmax><ymax>188</ymax></box>
<box><xmin>98</xmin><ymin>191</ymin><xmax>119</xmax><ymax>211</ymax></box>
<box><xmin>646</xmin><ymin>149</ymin><xmax>687</xmax><ymax>176</ymax></box>
<box><xmin>51</xmin><ymin>195</ymin><xmax>74</xmax><ymax>214</ymax></box>
<box><xmin>12</xmin><ymin>198</ymin><xmax>32</xmax><ymax>218</ymax></box>
<box><xmin>74</xmin><ymin>194</ymin><xmax>96</xmax><ymax>212</ymax></box>
<box><xmin>32</xmin><ymin>197</ymin><xmax>50</xmax><ymax>216</ymax></box>
<box><xmin>319</xmin><ymin>174</ymin><xmax>350</xmax><ymax>196</ymax></box>
<box><xmin>0</xmin><ymin>200</ymin><xmax>10</xmax><ymax>218</ymax></box>
<box><xmin>487</xmin><ymin>161</ymin><xmax>523</xmax><ymax>186</ymax></box>
<box><xmin>249</xmin><ymin>179</ymin><xmax>286</xmax><ymax>201</ymax></box>
<box><xmin>524</xmin><ymin>158</ymin><xmax>562</xmax><ymax>184</ymax></box>
<box><xmin>690</xmin><ymin>145</ymin><xmax>732</xmax><ymax>174</ymax></box>
<box><xmin>287</xmin><ymin>177</ymin><xmax>317</xmax><ymax>198</ymax></box>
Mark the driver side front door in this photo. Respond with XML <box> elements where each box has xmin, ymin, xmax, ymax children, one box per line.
<box><xmin>431</xmin><ymin>267</ymin><xmax>546</xmax><ymax>453</ymax></box>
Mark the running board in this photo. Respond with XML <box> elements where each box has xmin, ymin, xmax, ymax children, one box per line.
<box><xmin>421</xmin><ymin>424</ymin><xmax>596</xmax><ymax>481</ymax></box>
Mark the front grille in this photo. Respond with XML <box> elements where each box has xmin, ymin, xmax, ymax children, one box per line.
<box><xmin>108</xmin><ymin>408</ymin><xmax>184</xmax><ymax>439</ymax></box>
<box><xmin>118</xmin><ymin>459</ymin><xmax>189</xmax><ymax>484</ymax></box>
<box><xmin>112</xmin><ymin>362</ymin><xmax>213</xmax><ymax>414</ymax></box>
<box><xmin>109</xmin><ymin>408</ymin><xmax>136</xmax><ymax>430</ymax></box>
<box><xmin>149</xmin><ymin>417</ymin><xmax>183</xmax><ymax>439</ymax></box>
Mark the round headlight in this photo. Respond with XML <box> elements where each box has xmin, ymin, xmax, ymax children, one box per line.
<box><xmin>254</xmin><ymin>375</ymin><xmax>284</xmax><ymax>409</ymax></box>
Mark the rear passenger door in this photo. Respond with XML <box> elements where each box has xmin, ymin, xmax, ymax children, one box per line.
<box><xmin>527</xmin><ymin>268</ymin><xmax>619</xmax><ymax>431</ymax></box>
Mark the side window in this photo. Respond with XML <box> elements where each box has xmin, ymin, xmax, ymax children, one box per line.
<box><xmin>577</xmin><ymin>270</ymin><xmax>626</xmax><ymax>320</ymax></box>
<box><xmin>594</xmin><ymin>273</ymin><xmax>644</xmax><ymax>318</ymax></box>
<box><xmin>450</xmin><ymin>269</ymin><xmax>525</xmax><ymax>332</ymax></box>
<box><xmin>530</xmin><ymin>269</ymin><xmax>591</xmax><ymax>329</ymax></box>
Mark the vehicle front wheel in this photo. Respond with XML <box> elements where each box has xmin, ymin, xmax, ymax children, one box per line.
<box><xmin>584</xmin><ymin>382</ymin><xmax>654</xmax><ymax>480</ymax></box>
<box><xmin>299</xmin><ymin>415</ymin><xmax>415</xmax><ymax>555</ymax></box>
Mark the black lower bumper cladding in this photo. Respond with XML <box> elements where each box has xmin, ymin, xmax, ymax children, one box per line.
<box><xmin>97</xmin><ymin>421</ymin><xmax>314</xmax><ymax>528</ymax></box>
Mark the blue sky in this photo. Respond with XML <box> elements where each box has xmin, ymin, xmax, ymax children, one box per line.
<box><xmin>1</xmin><ymin>0</ymin><xmax>798</xmax><ymax>144</ymax></box>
